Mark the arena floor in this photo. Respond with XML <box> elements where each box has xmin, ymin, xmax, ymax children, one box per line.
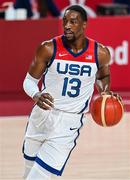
<box><xmin>0</xmin><ymin>113</ymin><xmax>130</xmax><ymax>180</ymax></box>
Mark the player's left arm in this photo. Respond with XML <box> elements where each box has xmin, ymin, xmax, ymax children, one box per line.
<box><xmin>96</xmin><ymin>43</ymin><xmax>111</xmax><ymax>94</ymax></box>
<box><xmin>96</xmin><ymin>43</ymin><xmax>123</xmax><ymax>103</ymax></box>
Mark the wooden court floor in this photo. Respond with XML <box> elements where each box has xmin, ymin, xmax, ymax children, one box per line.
<box><xmin>0</xmin><ymin>113</ymin><xmax>130</xmax><ymax>180</ymax></box>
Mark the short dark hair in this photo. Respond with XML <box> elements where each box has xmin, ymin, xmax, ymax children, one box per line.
<box><xmin>65</xmin><ymin>5</ymin><xmax>87</xmax><ymax>21</ymax></box>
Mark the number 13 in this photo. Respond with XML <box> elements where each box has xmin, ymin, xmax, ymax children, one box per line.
<box><xmin>62</xmin><ymin>77</ymin><xmax>81</xmax><ymax>97</ymax></box>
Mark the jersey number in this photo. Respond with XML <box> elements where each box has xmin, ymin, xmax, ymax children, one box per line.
<box><xmin>62</xmin><ymin>77</ymin><xmax>81</xmax><ymax>97</ymax></box>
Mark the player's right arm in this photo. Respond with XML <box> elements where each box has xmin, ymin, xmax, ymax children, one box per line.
<box><xmin>23</xmin><ymin>40</ymin><xmax>54</xmax><ymax>110</ymax></box>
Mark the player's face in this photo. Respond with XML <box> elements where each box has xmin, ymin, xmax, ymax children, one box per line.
<box><xmin>63</xmin><ymin>10</ymin><xmax>86</xmax><ymax>41</ymax></box>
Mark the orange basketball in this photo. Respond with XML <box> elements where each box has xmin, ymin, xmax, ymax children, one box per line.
<box><xmin>90</xmin><ymin>95</ymin><xmax>124</xmax><ymax>127</ymax></box>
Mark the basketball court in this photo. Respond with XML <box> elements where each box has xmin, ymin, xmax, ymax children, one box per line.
<box><xmin>0</xmin><ymin>111</ymin><xmax>130</xmax><ymax>180</ymax></box>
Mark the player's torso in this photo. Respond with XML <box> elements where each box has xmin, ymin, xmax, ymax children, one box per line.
<box><xmin>42</xmin><ymin>35</ymin><xmax>99</xmax><ymax>113</ymax></box>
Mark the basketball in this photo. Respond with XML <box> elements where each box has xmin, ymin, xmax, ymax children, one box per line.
<box><xmin>90</xmin><ymin>95</ymin><xmax>124</xmax><ymax>127</ymax></box>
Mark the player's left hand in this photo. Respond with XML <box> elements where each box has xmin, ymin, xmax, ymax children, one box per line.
<box><xmin>101</xmin><ymin>91</ymin><xmax>123</xmax><ymax>105</ymax></box>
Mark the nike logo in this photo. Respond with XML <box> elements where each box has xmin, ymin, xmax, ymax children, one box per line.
<box><xmin>59</xmin><ymin>53</ymin><xmax>68</xmax><ymax>57</ymax></box>
<box><xmin>86</xmin><ymin>55</ymin><xmax>92</xmax><ymax>60</ymax></box>
<box><xmin>70</xmin><ymin>127</ymin><xmax>78</xmax><ymax>131</ymax></box>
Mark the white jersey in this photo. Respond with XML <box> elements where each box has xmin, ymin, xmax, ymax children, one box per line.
<box><xmin>41</xmin><ymin>35</ymin><xmax>99</xmax><ymax>113</ymax></box>
<box><xmin>23</xmin><ymin>36</ymin><xmax>99</xmax><ymax>176</ymax></box>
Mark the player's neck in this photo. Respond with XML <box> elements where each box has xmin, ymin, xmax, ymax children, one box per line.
<box><xmin>67</xmin><ymin>35</ymin><xmax>86</xmax><ymax>53</ymax></box>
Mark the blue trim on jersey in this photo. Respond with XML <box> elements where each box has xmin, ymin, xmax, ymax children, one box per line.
<box><xmin>94</xmin><ymin>42</ymin><xmax>99</xmax><ymax>69</ymax></box>
<box><xmin>35</xmin><ymin>157</ymin><xmax>61</xmax><ymax>175</ymax></box>
<box><xmin>42</xmin><ymin>39</ymin><xmax>56</xmax><ymax>91</ymax></box>
<box><xmin>35</xmin><ymin>114</ymin><xmax>84</xmax><ymax>176</ymax></box>
<box><xmin>24</xmin><ymin>153</ymin><xmax>36</xmax><ymax>161</ymax></box>
<box><xmin>47</xmin><ymin>39</ymin><xmax>56</xmax><ymax>68</ymax></box>
<box><xmin>62</xmin><ymin>35</ymin><xmax>89</xmax><ymax>57</ymax></box>
<box><xmin>42</xmin><ymin>68</ymin><xmax>48</xmax><ymax>91</ymax></box>
<box><xmin>78</xmin><ymin>98</ymin><xmax>89</xmax><ymax>114</ymax></box>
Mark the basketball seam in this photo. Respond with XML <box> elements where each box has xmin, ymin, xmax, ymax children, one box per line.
<box><xmin>101</xmin><ymin>96</ymin><xmax>107</xmax><ymax>127</ymax></box>
<box><xmin>112</xmin><ymin>97</ymin><xmax>116</xmax><ymax>125</ymax></box>
<box><xmin>101</xmin><ymin>95</ymin><xmax>111</xmax><ymax>127</ymax></box>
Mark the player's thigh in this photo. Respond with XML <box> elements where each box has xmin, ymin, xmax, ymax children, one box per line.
<box><xmin>23</xmin><ymin>106</ymin><xmax>50</xmax><ymax>157</ymax></box>
<box><xmin>23</xmin><ymin>137</ymin><xmax>42</xmax><ymax>158</ymax></box>
<box><xmin>35</xmin><ymin>111</ymin><xmax>84</xmax><ymax>174</ymax></box>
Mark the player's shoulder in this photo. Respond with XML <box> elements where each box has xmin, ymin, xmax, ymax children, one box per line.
<box><xmin>35</xmin><ymin>38</ymin><xmax>55</xmax><ymax>60</ymax></box>
<box><xmin>39</xmin><ymin>35</ymin><xmax>62</xmax><ymax>50</ymax></box>
<box><xmin>97</xmin><ymin>42</ymin><xmax>111</xmax><ymax>66</ymax></box>
<box><xmin>98</xmin><ymin>43</ymin><xmax>110</xmax><ymax>56</ymax></box>
<box><xmin>37</xmin><ymin>37</ymin><xmax>56</xmax><ymax>55</ymax></box>
<box><xmin>40</xmin><ymin>39</ymin><xmax>54</xmax><ymax>50</ymax></box>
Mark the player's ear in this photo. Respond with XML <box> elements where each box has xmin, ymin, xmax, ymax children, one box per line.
<box><xmin>83</xmin><ymin>21</ymin><xmax>87</xmax><ymax>29</ymax></box>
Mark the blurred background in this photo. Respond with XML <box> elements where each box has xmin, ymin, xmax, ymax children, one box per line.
<box><xmin>0</xmin><ymin>0</ymin><xmax>130</xmax><ymax>116</ymax></box>
<box><xmin>0</xmin><ymin>1</ymin><xmax>130</xmax><ymax>180</ymax></box>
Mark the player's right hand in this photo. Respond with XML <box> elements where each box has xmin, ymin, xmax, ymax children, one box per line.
<box><xmin>33</xmin><ymin>92</ymin><xmax>54</xmax><ymax>110</ymax></box>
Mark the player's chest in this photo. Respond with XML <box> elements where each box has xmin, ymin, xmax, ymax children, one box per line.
<box><xmin>48</xmin><ymin>60</ymin><xmax>97</xmax><ymax>77</ymax></box>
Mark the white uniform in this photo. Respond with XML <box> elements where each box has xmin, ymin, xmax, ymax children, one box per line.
<box><xmin>23</xmin><ymin>35</ymin><xmax>99</xmax><ymax>176</ymax></box>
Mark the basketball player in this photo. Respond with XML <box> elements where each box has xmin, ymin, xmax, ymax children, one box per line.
<box><xmin>22</xmin><ymin>5</ymin><xmax>118</xmax><ymax>180</ymax></box>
